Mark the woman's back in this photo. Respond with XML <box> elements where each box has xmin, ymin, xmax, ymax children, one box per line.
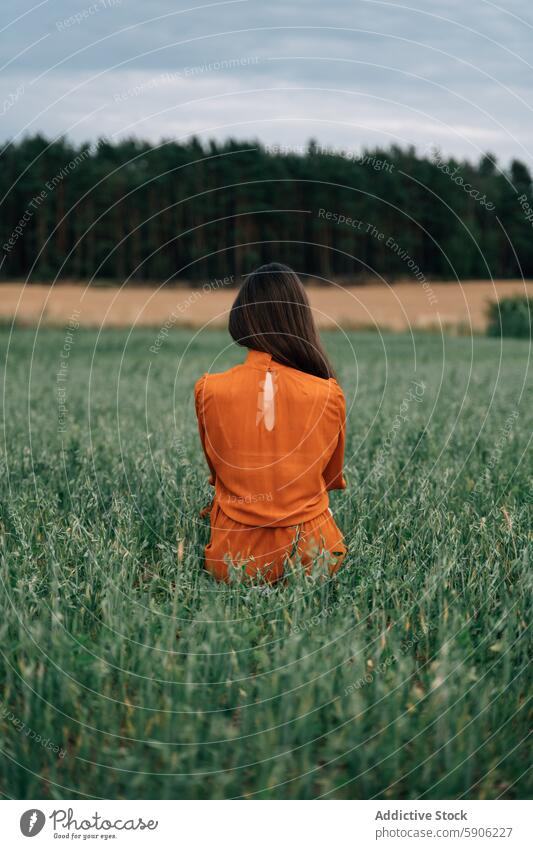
<box><xmin>195</xmin><ymin>348</ymin><xmax>346</xmax><ymax>527</ymax></box>
<box><xmin>194</xmin><ymin>261</ymin><xmax>347</xmax><ymax>582</ymax></box>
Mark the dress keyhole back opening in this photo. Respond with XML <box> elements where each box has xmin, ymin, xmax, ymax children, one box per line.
<box><xmin>257</xmin><ymin>368</ymin><xmax>276</xmax><ymax>431</ymax></box>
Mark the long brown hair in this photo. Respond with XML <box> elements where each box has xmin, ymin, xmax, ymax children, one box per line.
<box><xmin>228</xmin><ymin>263</ymin><xmax>336</xmax><ymax>380</ymax></box>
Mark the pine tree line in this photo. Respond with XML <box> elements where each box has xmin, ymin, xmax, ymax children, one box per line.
<box><xmin>1</xmin><ymin>135</ymin><xmax>532</xmax><ymax>284</ymax></box>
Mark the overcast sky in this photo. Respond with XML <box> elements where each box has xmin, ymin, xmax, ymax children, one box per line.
<box><xmin>2</xmin><ymin>0</ymin><xmax>532</xmax><ymax>165</ymax></box>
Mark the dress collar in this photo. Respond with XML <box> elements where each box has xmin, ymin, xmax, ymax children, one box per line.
<box><xmin>245</xmin><ymin>349</ymin><xmax>273</xmax><ymax>368</ymax></box>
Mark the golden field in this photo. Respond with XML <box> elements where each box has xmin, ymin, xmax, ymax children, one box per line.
<box><xmin>1</xmin><ymin>279</ymin><xmax>532</xmax><ymax>332</ymax></box>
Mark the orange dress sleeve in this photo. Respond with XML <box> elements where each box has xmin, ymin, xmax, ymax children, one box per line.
<box><xmin>323</xmin><ymin>381</ymin><xmax>347</xmax><ymax>491</ymax></box>
<box><xmin>194</xmin><ymin>374</ymin><xmax>216</xmax><ymax>487</ymax></box>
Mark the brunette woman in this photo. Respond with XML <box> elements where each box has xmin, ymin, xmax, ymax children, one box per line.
<box><xmin>194</xmin><ymin>263</ymin><xmax>347</xmax><ymax>582</ymax></box>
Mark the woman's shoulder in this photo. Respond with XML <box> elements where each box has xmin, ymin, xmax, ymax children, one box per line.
<box><xmin>329</xmin><ymin>377</ymin><xmax>345</xmax><ymax>398</ymax></box>
<box><xmin>278</xmin><ymin>364</ymin><xmax>344</xmax><ymax>400</ymax></box>
<box><xmin>322</xmin><ymin>377</ymin><xmax>346</xmax><ymax>416</ymax></box>
<box><xmin>285</xmin><ymin>370</ymin><xmax>345</xmax><ymax>421</ymax></box>
<box><xmin>194</xmin><ymin>372</ymin><xmax>207</xmax><ymax>399</ymax></box>
<box><xmin>194</xmin><ymin>364</ymin><xmax>243</xmax><ymax>398</ymax></box>
<box><xmin>302</xmin><ymin>371</ymin><xmax>345</xmax><ymax>399</ymax></box>
<box><xmin>331</xmin><ymin>378</ymin><xmax>346</xmax><ymax>413</ymax></box>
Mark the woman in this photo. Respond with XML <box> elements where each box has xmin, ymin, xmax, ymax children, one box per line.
<box><xmin>194</xmin><ymin>262</ymin><xmax>347</xmax><ymax>583</ymax></box>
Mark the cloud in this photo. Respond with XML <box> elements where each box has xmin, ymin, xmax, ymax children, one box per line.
<box><xmin>1</xmin><ymin>0</ymin><xmax>532</xmax><ymax>164</ymax></box>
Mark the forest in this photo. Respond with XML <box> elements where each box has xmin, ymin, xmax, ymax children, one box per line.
<box><xmin>1</xmin><ymin>135</ymin><xmax>532</xmax><ymax>284</ymax></box>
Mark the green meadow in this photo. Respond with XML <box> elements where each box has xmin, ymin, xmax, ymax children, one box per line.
<box><xmin>0</xmin><ymin>327</ymin><xmax>531</xmax><ymax>799</ymax></box>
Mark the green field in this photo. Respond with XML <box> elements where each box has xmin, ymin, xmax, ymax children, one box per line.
<box><xmin>0</xmin><ymin>327</ymin><xmax>531</xmax><ymax>799</ymax></box>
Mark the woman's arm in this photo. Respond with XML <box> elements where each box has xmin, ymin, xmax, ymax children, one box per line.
<box><xmin>323</xmin><ymin>384</ymin><xmax>347</xmax><ymax>491</ymax></box>
<box><xmin>194</xmin><ymin>375</ymin><xmax>216</xmax><ymax>486</ymax></box>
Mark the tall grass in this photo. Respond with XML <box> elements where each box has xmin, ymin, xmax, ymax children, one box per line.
<box><xmin>0</xmin><ymin>327</ymin><xmax>531</xmax><ymax>799</ymax></box>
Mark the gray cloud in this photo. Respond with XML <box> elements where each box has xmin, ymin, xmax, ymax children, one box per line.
<box><xmin>1</xmin><ymin>0</ymin><xmax>532</xmax><ymax>164</ymax></box>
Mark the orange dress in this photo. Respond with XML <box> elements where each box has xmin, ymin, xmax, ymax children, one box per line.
<box><xmin>194</xmin><ymin>349</ymin><xmax>347</xmax><ymax>582</ymax></box>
